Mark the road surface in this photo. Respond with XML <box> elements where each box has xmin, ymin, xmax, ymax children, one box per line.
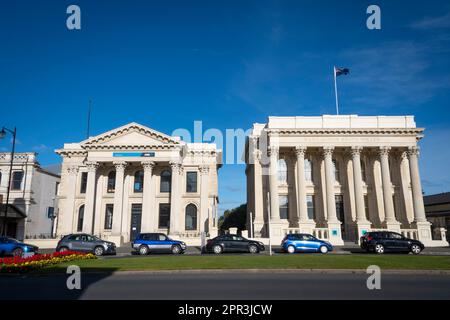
<box><xmin>1</xmin><ymin>271</ymin><xmax>450</xmax><ymax>300</ymax></box>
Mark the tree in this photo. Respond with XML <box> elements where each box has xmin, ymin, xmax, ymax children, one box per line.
<box><xmin>219</xmin><ymin>204</ymin><xmax>247</xmax><ymax>231</ymax></box>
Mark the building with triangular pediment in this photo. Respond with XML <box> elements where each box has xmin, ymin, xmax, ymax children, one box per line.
<box><xmin>55</xmin><ymin>122</ymin><xmax>221</xmax><ymax>245</ymax></box>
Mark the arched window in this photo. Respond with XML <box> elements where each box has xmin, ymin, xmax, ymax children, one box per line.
<box><xmin>185</xmin><ymin>204</ymin><xmax>198</xmax><ymax>231</ymax></box>
<box><xmin>134</xmin><ymin>170</ymin><xmax>144</xmax><ymax>193</ymax></box>
<box><xmin>107</xmin><ymin>171</ymin><xmax>116</xmax><ymax>193</ymax></box>
<box><xmin>278</xmin><ymin>159</ymin><xmax>288</xmax><ymax>184</ymax></box>
<box><xmin>332</xmin><ymin>159</ymin><xmax>340</xmax><ymax>183</ymax></box>
<box><xmin>77</xmin><ymin>205</ymin><xmax>85</xmax><ymax>232</ymax></box>
<box><xmin>160</xmin><ymin>170</ymin><xmax>171</xmax><ymax>193</ymax></box>
<box><xmin>304</xmin><ymin>158</ymin><xmax>313</xmax><ymax>182</ymax></box>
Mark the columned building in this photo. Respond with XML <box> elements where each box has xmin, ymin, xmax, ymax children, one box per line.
<box><xmin>56</xmin><ymin>123</ymin><xmax>221</xmax><ymax>245</ymax></box>
<box><xmin>246</xmin><ymin>115</ymin><xmax>447</xmax><ymax>246</ymax></box>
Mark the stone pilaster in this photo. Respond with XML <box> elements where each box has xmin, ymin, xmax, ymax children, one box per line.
<box><xmin>82</xmin><ymin>161</ymin><xmax>99</xmax><ymax>234</ymax></box>
<box><xmin>59</xmin><ymin>165</ymin><xmax>78</xmax><ymax>235</ymax></box>
<box><xmin>141</xmin><ymin>161</ymin><xmax>155</xmax><ymax>232</ymax></box>
<box><xmin>169</xmin><ymin>162</ymin><xmax>182</xmax><ymax>235</ymax></box>
<box><xmin>295</xmin><ymin>146</ymin><xmax>315</xmax><ymax>234</ymax></box>
<box><xmin>199</xmin><ymin>165</ymin><xmax>210</xmax><ymax>233</ymax></box>
<box><xmin>268</xmin><ymin>145</ymin><xmax>280</xmax><ymax>221</ymax></box>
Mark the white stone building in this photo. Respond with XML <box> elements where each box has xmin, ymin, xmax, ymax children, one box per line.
<box><xmin>245</xmin><ymin>115</ymin><xmax>448</xmax><ymax>247</ymax></box>
<box><xmin>55</xmin><ymin>122</ymin><xmax>221</xmax><ymax>246</ymax></box>
<box><xmin>0</xmin><ymin>153</ymin><xmax>60</xmax><ymax>240</ymax></box>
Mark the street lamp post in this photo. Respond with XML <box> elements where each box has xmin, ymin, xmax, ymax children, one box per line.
<box><xmin>0</xmin><ymin>126</ymin><xmax>17</xmax><ymax>237</ymax></box>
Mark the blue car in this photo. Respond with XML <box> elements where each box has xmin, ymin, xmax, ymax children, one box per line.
<box><xmin>281</xmin><ymin>234</ymin><xmax>333</xmax><ymax>254</ymax></box>
<box><xmin>132</xmin><ymin>233</ymin><xmax>187</xmax><ymax>255</ymax></box>
<box><xmin>0</xmin><ymin>236</ymin><xmax>39</xmax><ymax>257</ymax></box>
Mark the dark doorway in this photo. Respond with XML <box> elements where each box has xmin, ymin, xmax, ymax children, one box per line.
<box><xmin>335</xmin><ymin>195</ymin><xmax>345</xmax><ymax>235</ymax></box>
<box><xmin>6</xmin><ymin>221</ymin><xmax>17</xmax><ymax>238</ymax></box>
<box><xmin>130</xmin><ymin>204</ymin><xmax>142</xmax><ymax>241</ymax></box>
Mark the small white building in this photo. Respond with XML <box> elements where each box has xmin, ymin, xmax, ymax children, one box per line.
<box><xmin>0</xmin><ymin>153</ymin><xmax>60</xmax><ymax>240</ymax></box>
<box><xmin>245</xmin><ymin>115</ymin><xmax>448</xmax><ymax>247</ymax></box>
<box><xmin>55</xmin><ymin>122</ymin><xmax>222</xmax><ymax>246</ymax></box>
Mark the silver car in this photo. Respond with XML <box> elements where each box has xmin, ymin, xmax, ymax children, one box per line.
<box><xmin>56</xmin><ymin>234</ymin><xmax>116</xmax><ymax>256</ymax></box>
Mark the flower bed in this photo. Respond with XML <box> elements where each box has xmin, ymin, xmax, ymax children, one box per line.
<box><xmin>0</xmin><ymin>251</ymin><xmax>96</xmax><ymax>273</ymax></box>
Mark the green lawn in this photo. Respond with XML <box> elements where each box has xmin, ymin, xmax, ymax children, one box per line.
<box><xmin>43</xmin><ymin>254</ymin><xmax>450</xmax><ymax>272</ymax></box>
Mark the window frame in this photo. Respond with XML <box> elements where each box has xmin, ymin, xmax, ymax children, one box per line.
<box><xmin>133</xmin><ymin>170</ymin><xmax>144</xmax><ymax>193</ymax></box>
<box><xmin>279</xmin><ymin>195</ymin><xmax>289</xmax><ymax>219</ymax></box>
<box><xmin>160</xmin><ymin>170</ymin><xmax>172</xmax><ymax>193</ymax></box>
<box><xmin>186</xmin><ymin>171</ymin><xmax>198</xmax><ymax>193</ymax></box>
<box><xmin>185</xmin><ymin>203</ymin><xmax>198</xmax><ymax>231</ymax></box>
<box><xmin>11</xmin><ymin>170</ymin><xmax>24</xmax><ymax>191</ymax></box>
<box><xmin>104</xmin><ymin>204</ymin><xmax>114</xmax><ymax>230</ymax></box>
<box><xmin>107</xmin><ymin>171</ymin><xmax>116</xmax><ymax>193</ymax></box>
<box><xmin>158</xmin><ymin>203</ymin><xmax>171</xmax><ymax>229</ymax></box>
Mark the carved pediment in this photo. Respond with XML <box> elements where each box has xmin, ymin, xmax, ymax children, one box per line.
<box><xmin>81</xmin><ymin>122</ymin><xmax>181</xmax><ymax>147</ymax></box>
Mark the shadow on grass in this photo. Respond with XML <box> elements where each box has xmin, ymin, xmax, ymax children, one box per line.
<box><xmin>0</xmin><ymin>267</ymin><xmax>119</xmax><ymax>300</ymax></box>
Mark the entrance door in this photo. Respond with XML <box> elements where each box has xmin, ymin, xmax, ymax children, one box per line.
<box><xmin>6</xmin><ymin>221</ymin><xmax>17</xmax><ymax>239</ymax></box>
<box><xmin>130</xmin><ymin>204</ymin><xmax>142</xmax><ymax>241</ymax></box>
<box><xmin>335</xmin><ymin>195</ymin><xmax>345</xmax><ymax>236</ymax></box>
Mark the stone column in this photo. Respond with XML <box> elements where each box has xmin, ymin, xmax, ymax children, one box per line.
<box><xmin>111</xmin><ymin>161</ymin><xmax>127</xmax><ymax>238</ymax></box>
<box><xmin>141</xmin><ymin>161</ymin><xmax>155</xmax><ymax>232</ymax></box>
<box><xmin>82</xmin><ymin>161</ymin><xmax>99</xmax><ymax>234</ymax></box>
<box><xmin>59</xmin><ymin>165</ymin><xmax>78</xmax><ymax>235</ymax></box>
<box><xmin>379</xmin><ymin>147</ymin><xmax>400</xmax><ymax>230</ymax></box>
<box><xmin>351</xmin><ymin>147</ymin><xmax>371</xmax><ymax>239</ymax></box>
<box><xmin>199</xmin><ymin>165</ymin><xmax>210</xmax><ymax>233</ymax></box>
<box><xmin>295</xmin><ymin>146</ymin><xmax>315</xmax><ymax>234</ymax></box>
<box><xmin>323</xmin><ymin>147</ymin><xmax>338</xmax><ymax>222</ymax></box>
<box><xmin>407</xmin><ymin>146</ymin><xmax>433</xmax><ymax>244</ymax></box>
<box><xmin>169</xmin><ymin>162</ymin><xmax>182</xmax><ymax>235</ymax></box>
<box><xmin>323</xmin><ymin>147</ymin><xmax>343</xmax><ymax>245</ymax></box>
<box><xmin>268</xmin><ymin>146</ymin><xmax>280</xmax><ymax>220</ymax></box>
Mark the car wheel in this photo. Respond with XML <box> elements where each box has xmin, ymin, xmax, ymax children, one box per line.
<box><xmin>287</xmin><ymin>245</ymin><xmax>296</xmax><ymax>254</ymax></box>
<box><xmin>374</xmin><ymin>244</ymin><xmax>385</xmax><ymax>254</ymax></box>
<box><xmin>213</xmin><ymin>245</ymin><xmax>223</xmax><ymax>254</ymax></box>
<box><xmin>94</xmin><ymin>246</ymin><xmax>105</xmax><ymax>256</ymax></box>
<box><xmin>139</xmin><ymin>245</ymin><xmax>149</xmax><ymax>255</ymax></box>
<box><xmin>248</xmin><ymin>244</ymin><xmax>259</xmax><ymax>254</ymax></box>
<box><xmin>12</xmin><ymin>248</ymin><xmax>23</xmax><ymax>257</ymax></box>
<box><xmin>171</xmin><ymin>245</ymin><xmax>182</xmax><ymax>254</ymax></box>
<box><xmin>58</xmin><ymin>246</ymin><xmax>69</xmax><ymax>253</ymax></box>
<box><xmin>411</xmin><ymin>244</ymin><xmax>422</xmax><ymax>255</ymax></box>
<box><xmin>319</xmin><ymin>246</ymin><xmax>329</xmax><ymax>254</ymax></box>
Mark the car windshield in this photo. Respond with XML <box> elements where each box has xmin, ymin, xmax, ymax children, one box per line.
<box><xmin>6</xmin><ymin>237</ymin><xmax>18</xmax><ymax>243</ymax></box>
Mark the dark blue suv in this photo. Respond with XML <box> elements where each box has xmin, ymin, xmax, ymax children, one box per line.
<box><xmin>281</xmin><ymin>233</ymin><xmax>333</xmax><ymax>254</ymax></box>
<box><xmin>132</xmin><ymin>233</ymin><xmax>187</xmax><ymax>255</ymax></box>
<box><xmin>0</xmin><ymin>236</ymin><xmax>39</xmax><ymax>257</ymax></box>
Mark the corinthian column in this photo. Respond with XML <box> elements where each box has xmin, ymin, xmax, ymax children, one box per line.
<box><xmin>268</xmin><ymin>146</ymin><xmax>280</xmax><ymax>220</ymax></box>
<box><xmin>323</xmin><ymin>147</ymin><xmax>338</xmax><ymax>222</ymax></box>
<box><xmin>351</xmin><ymin>147</ymin><xmax>368</xmax><ymax>223</ymax></box>
<box><xmin>141</xmin><ymin>161</ymin><xmax>155</xmax><ymax>232</ymax></box>
<box><xmin>295</xmin><ymin>146</ymin><xmax>308</xmax><ymax>223</ymax></box>
<box><xmin>169</xmin><ymin>162</ymin><xmax>182</xmax><ymax>235</ymax></box>
<box><xmin>83</xmin><ymin>161</ymin><xmax>99</xmax><ymax>234</ymax></box>
<box><xmin>379</xmin><ymin>147</ymin><xmax>398</xmax><ymax>227</ymax></box>
<box><xmin>111</xmin><ymin>161</ymin><xmax>127</xmax><ymax>236</ymax></box>
<box><xmin>408</xmin><ymin>147</ymin><xmax>427</xmax><ymax>223</ymax></box>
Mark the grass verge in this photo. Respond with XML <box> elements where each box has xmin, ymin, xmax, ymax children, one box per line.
<box><xmin>41</xmin><ymin>254</ymin><xmax>450</xmax><ymax>273</ymax></box>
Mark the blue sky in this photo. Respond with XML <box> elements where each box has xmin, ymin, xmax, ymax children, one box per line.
<box><xmin>1</xmin><ymin>0</ymin><xmax>450</xmax><ymax>214</ymax></box>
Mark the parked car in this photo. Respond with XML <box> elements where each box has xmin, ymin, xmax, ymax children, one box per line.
<box><xmin>0</xmin><ymin>236</ymin><xmax>39</xmax><ymax>257</ymax></box>
<box><xmin>56</xmin><ymin>233</ymin><xmax>116</xmax><ymax>256</ymax></box>
<box><xmin>360</xmin><ymin>231</ymin><xmax>424</xmax><ymax>254</ymax></box>
<box><xmin>132</xmin><ymin>233</ymin><xmax>187</xmax><ymax>255</ymax></box>
<box><xmin>281</xmin><ymin>234</ymin><xmax>333</xmax><ymax>254</ymax></box>
<box><xmin>205</xmin><ymin>234</ymin><xmax>265</xmax><ymax>254</ymax></box>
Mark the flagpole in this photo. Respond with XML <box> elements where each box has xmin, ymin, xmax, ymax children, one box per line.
<box><xmin>334</xmin><ymin>66</ymin><xmax>339</xmax><ymax>115</ymax></box>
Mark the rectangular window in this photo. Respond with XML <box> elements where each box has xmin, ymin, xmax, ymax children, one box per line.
<box><xmin>104</xmin><ymin>204</ymin><xmax>114</xmax><ymax>230</ymax></box>
<box><xmin>158</xmin><ymin>203</ymin><xmax>171</xmax><ymax>229</ymax></box>
<box><xmin>306</xmin><ymin>195</ymin><xmax>315</xmax><ymax>220</ymax></box>
<box><xmin>80</xmin><ymin>172</ymin><xmax>88</xmax><ymax>194</ymax></box>
<box><xmin>186</xmin><ymin>171</ymin><xmax>198</xmax><ymax>193</ymax></box>
<box><xmin>279</xmin><ymin>195</ymin><xmax>289</xmax><ymax>219</ymax></box>
<box><xmin>11</xmin><ymin>171</ymin><xmax>24</xmax><ymax>190</ymax></box>
<box><xmin>332</xmin><ymin>160</ymin><xmax>340</xmax><ymax>183</ymax></box>
<box><xmin>304</xmin><ymin>158</ymin><xmax>313</xmax><ymax>182</ymax></box>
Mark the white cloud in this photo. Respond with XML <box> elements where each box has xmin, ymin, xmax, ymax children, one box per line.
<box><xmin>410</xmin><ymin>11</ymin><xmax>450</xmax><ymax>30</ymax></box>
